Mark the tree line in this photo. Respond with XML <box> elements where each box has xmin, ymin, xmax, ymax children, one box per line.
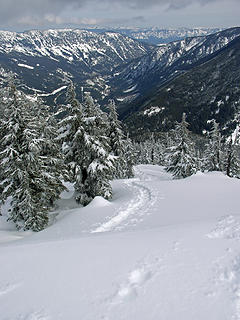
<box><xmin>133</xmin><ymin>113</ymin><xmax>240</xmax><ymax>179</ymax></box>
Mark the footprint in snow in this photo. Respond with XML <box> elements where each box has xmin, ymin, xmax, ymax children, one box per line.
<box><xmin>0</xmin><ymin>282</ymin><xmax>22</xmax><ymax>297</ymax></box>
<box><xmin>173</xmin><ymin>241</ymin><xmax>180</xmax><ymax>251</ymax></box>
<box><xmin>111</xmin><ymin>266</ymin><xmax>153</xmax><ymax>305</ymax></box>
<box><xmin>13</xmin><ymin>311</ymin><xmax>51</xmax><ymax>320</ymax></box>
<box><xmin>207</xmin><ymin>215</ymin><xmax>240</xmax><ymax>240</ymax></box>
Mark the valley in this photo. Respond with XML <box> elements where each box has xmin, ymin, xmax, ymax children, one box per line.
<box><xmin>0</xmin><ymin>27</ymin><xmax>239</xmax><ymax>136</ymax></box>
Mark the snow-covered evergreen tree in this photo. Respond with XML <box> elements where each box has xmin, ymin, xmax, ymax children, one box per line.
<box><xmin>57</xmin><ymin>81</ymin><xmax>85</xmax><ymax>187</ymax></box>
<box><xmin>35</xmin><ymin>96</ymin><xmax>68</xmax><ymax>207</ymax></box>
<box><xmin>203</xmin><ymin>120</ymin><xmax>223</xmax><ymax>172</ymax></box>
<box><xmin>59</xmin><ymin>83</ymin><xmax>116</xmax><ymax>205</ymax></box>
<box><xmin>122</xmin><ymin>134</ymin><xmax>135</xmax><ymax>178</ymax></box>
<box><xmin>224</xmin><ymin>129</ymin><xmax>240</xmax><ymax>178</ymax></box>
<box><xmin>0</xmin><ymin>83</ymin><xmax>66</xmax><ymax>231</ymax></box>
<box><xmin>107</xmin><ymin>99</ymin><xmax>126</xmax><ymax>178</ymax></box>
<box><xmin>165</xmin><ymin>113</ymin><xmax>198</xmax><ymax>179</ymax></box>
<box><xmin>77</xmin><ymin>93</ymin><xmax>116</xmax><ymax>204</ymax></box>
<box><xmin>107</xmin><ymin>99</ymin><xmax>134</xmax><ymax>179</ymax></box>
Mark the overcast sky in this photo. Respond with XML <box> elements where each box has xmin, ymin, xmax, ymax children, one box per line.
<box><xmin>0</xmin><ymin>0</ymin><xmax>239</xmax><ymax>31</ymax></box>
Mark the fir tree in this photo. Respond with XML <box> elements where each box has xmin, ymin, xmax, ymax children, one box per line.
<box><xmin>57</xmin><ymin>81</ymin><xmax>85</xmax><ymax>187</ymax></box>
<box><xmin>77</xmin><ymin>93</ymin><xmax>116</xmax><ymax>204</ymax></box>
<box><xmin>122</xmin><ymin>134</ymin><xmax>135</xmax><ymax>178</ymax></box>
<box><xmin>0</xmin><ymin>83</ymin><xmax>66</xmax><ymax>231</ymax></box>
<box><xmin>107</xmin><ymin>99</ymin><xmax>126</xmax><ymax>178</ymax></box>
<box><xmin>35</xmin><ymin>96</ymin><xmax>68</xmax><ymax>207</ymax></box>
<box><xmin>225</xmin><ymin>131</ymin><xmax>240</xmax><ymax>178</ymax></box>
<box><xmin>166</xmin><ymin>113</ymin><xmax>197</xmax><ymax>178</ymax></box>
<box><xmin>59</xmin><ymin>83</ymin><xmax>116</xmax><ymax>205</ymax></box>
<box><xmin>203</xmin><ymin>120</ymin><xmax>223</xmax><ymax>172</ymax></box>
<box><xmin>107</xmin><ymin>99</ymin><xmax>134</xmax><ymax>179</ymax></box>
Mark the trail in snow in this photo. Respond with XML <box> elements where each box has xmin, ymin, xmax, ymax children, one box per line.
<box><xmin>91</xmin><ymin>166</ymin><xmax>168</xmax><ymax>233</ymax></box>
<box><xmin>91</xmin><ymin>180</ymin><xmax>154</xmax><ymax>233</ymax></box>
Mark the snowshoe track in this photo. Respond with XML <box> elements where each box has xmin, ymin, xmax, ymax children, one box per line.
<box><xmin>91</xmin><ymin>170</ymin><xmax>159</xmax><ymax>233</ymax></box>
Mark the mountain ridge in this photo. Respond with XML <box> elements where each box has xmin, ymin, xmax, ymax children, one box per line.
<box><xmin>0</xmin><ymin>26</ymin><xmax>239</xmax><ymax>136</ymax></box>
<box><xmin>123</xmin><ymin>35</ymin><xmax>240</xmax><ymax>136</ymax></box>
<box><xmin>0</xmin><ymin>28</ymin><xmax>151</xmax><ymax>102</ymax></box>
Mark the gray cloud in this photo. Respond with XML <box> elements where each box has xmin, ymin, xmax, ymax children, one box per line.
<box><xmin>0</xmin><ymin>0</ymin><xmax>238</xmax><ymax>30</ymax></box>
<box><xmin>0</xmin><ymin>0</ymin><xmax>223</xmax><ymax>20</ymax></box>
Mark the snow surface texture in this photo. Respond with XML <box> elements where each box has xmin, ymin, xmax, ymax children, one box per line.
<box><xmin>0</xmin><ymin>165</ymin><xmax>240</xmax><ymax>320</ymax></box>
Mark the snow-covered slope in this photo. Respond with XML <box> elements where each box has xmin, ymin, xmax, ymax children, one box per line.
<box><xmin>1</xmin><ymin>165</ymin><xmax>240</xmax><ymax>320</ymax></box>
<box><xmin>0</xmin><ymin>29</ymin><xmax>148</xmax><ymax>64</ymax></box>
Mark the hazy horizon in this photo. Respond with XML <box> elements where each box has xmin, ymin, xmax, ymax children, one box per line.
<box><xmin>0</xmin><ymin>0</ymin><xmax>238</xmax><ymax>32</ymax></box>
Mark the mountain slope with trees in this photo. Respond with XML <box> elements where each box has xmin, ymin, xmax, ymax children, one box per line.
<box><xmin>123</xmin><ymin>34</ymin><xmax>240</xmax><ymax>136</ymax></box>
<box><xmin>0</xmin><ymin>29</ymin><xmax>151</xmax><ymax>104</ymax></box>
<box><xmin>0</xmin><ymin>27</ymin><xmax>240</xmax><ymax>138</ymax></box>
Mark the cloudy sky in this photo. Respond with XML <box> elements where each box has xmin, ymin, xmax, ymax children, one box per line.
<box><xmin>0</xmin><ymin>0</ymin><xmax>239</xmax><ymax>31</ymax></box>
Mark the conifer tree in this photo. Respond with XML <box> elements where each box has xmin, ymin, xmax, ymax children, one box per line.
<box><xmin>131</xmin><ymin>141</ymin><xmax>142</xmax><ymax>165</ymax></box>
<box><xmin>203</xmin><ymin>120</ymin><xmax>223</xmax><ymax>172</ymax></box>
<box><xmin>77</xmin><ymin>93</ymin><xmax>116</xmax><ymax>204</ymax></box>
<box><xmin>0</xmin><ymin>83</ymin><xmax>66</xmax><ymax>231</ymax></box>
<box><xmin>122</xmin><ymin>134</ymin><xmax>135</xmax><ymax>178</ymax></box>
<box><xmin>165</xmin><ymin>113</ymin><xmax>197</xmax><ymax>178</ymax></box>
<box><xmin>107</xmin><ymin>99</ymin><xmax>126</xmax><ymax>178</ymax></box>
<box><xmin>106</xmin><ymin>99</ymin><xmax>134</xmax><ymax>179</ymax></box>
<box><xmin>57</xmin><ymin>81</ymin><xmax>85</xmax><ymax>190</ymax></box>
<box><xmin>59</xmin><ymin>83</ymin><xmax>116</xmax><ymax>205</ymax></box>
<box><xmin>35</xmin><ymin>96</ymin><xmax>68</xmax><ymax>207</ymax></box>
<box><xmin>147</xmin><ymin>134</ymin><xmax>166</xmax><ymax>166</ymax></box>
<box><xmin>225</xmin><ymin>131</ymin><xmax>240</xmax><ymax>178</ymax></box>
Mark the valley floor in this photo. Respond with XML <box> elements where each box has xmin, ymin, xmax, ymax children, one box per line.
<box><xmin>0</xmin><ymin>165</ymin><xmax>240</xmax><ymax>320</ymax></box>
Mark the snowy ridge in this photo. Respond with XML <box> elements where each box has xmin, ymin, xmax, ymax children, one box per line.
<box><xmin>116</xmin><ymin>27</ymin><xmax>240</xmax><ymax>88</ymax></box>
<box><xmin>0</xmin><ymin>29</ymin><xmax>149</xmax><ymax>64</ymax></box>
<box><xmin>0</xmin><ymin>27</ymin><xmax>239</xmax><ymax>110</ymax></box>
<box><xmin>122</xmin><ymin>27</ymin><xmax>222</xmax><ymax>44</ymax></box>
<box><xmin>0</xmin><ymin>28</ymin><xmax>151</xmax><ymax>102</ymax></box>
<box><xmin>85</xmin><ymin>26</ymin><xmax>222</xmax><ymax>45</ymax></box>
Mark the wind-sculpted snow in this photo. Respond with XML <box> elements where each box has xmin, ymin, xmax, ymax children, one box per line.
<box><xmin>0</xmin><ymin>165</ymin><xmax>240</xmax><ymax>320</ymax></box>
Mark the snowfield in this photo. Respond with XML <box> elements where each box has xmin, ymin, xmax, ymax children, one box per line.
<box><xmin>1</xmin><ymin>165</ymin><xmax>240</xmax><ymax>320</ymax></box>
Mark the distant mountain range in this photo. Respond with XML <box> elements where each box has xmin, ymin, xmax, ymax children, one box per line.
<box><xmin>87</xmin><ymin>26</ymin><xmax>222</xmax><ymax>45</ymax></box>
<box><xmin>0</xmin><ymin>29</ymin><xmax>151</xmax><ymax>102</ymax></box>
<box><xmin>0</xmin><ymin>26</ymin><xmax>239</xmax><ymax>136</ymax></box>
<box><xmin>111</xmin><ymin>27</ymin><xmax>240</xmax><ymax>135</ymax></box>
